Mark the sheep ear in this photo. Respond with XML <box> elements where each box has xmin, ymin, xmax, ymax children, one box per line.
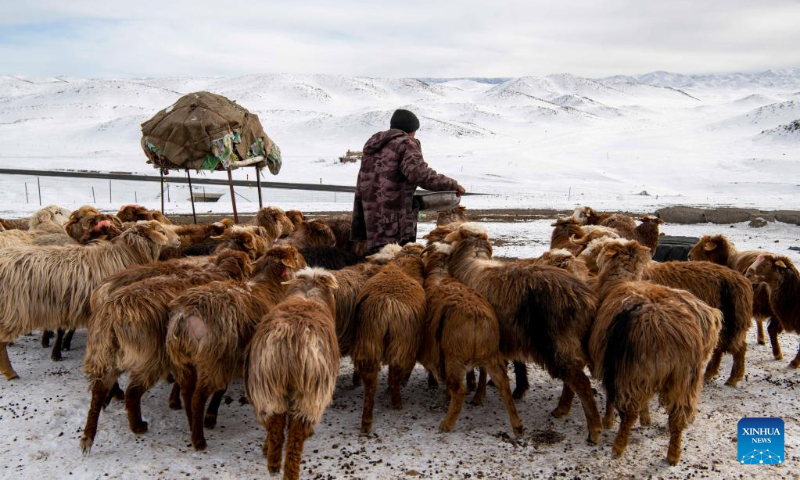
<box><xmin>704</xmin><ymin>242</ymin><xmax>718</xmax><ymax>252</ymax></box>
<box><xmin>443</xmin><ymin>231</ymin><xmax>460</xmax><ymax>243</ymax></box>
<box><xmin>281</xmin><ymin>257</ymin><xmax>298</xmax><ymax>269</ymax></box>
<box><xmin>319</xmin><ymin>274</ymin><xmax>338</xmax><ymax>291</ymax></box>
<box><xmin>144</xmin><ymin>227</ymin><xmax>170</xmax><ymax>245</ymax></box>
<box><xmin>604</xmin><ymin>249</ymin><xmax>617</xmax><ymax>257</ymax></box>
<box><xmin>775</xmin><ymin>259</ymin><xmax>787</xmax><ymax>269</ymax></box>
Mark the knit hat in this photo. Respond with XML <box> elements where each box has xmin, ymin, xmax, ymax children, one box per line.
<box><xmin>390</xmin><ymin>109</ymin><xmax>420</xmax><ymax>133</ymax></box>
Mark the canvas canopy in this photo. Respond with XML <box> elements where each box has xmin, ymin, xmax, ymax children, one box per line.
<box><xmin>141</xmin><ymin>91</ymin><xmax>281</xmax><ymax>175</ymax></box>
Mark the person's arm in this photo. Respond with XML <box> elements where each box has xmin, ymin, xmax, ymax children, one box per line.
<box><xmin>400</xmin><ymin>139</ymin><xmax>460</xmax><ymax>192</ymax></box>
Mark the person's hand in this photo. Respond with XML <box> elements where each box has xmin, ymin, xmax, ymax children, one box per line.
<box><xmin>456</xmin><ymin>185</ymin><xmax>466</xmax><ymax>196</ymax></box>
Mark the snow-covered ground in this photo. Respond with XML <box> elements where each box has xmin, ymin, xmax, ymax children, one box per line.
<box><xmin>0</xmin><ymin>220</ymin><xmax>799</xmax><ymax>479</ymax></box>
<box><xmin>0</xmin><ymin>69</ymin><xmax>799</xmax><ymax>217</ymax></box>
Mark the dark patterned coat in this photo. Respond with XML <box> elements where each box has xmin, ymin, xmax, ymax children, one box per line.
<box><xmin>351</xmin><ymin>130</ymin><xmax>458</xmax><ymax>250</ymax></box>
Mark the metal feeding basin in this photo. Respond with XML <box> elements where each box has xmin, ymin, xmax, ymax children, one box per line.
<box><xmin>413</xmin><ymin>191</ymin><xmax>461</xmax><ymax>212</ymax></box>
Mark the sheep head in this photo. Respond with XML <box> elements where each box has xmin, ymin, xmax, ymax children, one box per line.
<box><xmin>218</xmin><ymin>226</ymin><xmax>270</xmax><ymax>260</ymax></box>
<box><xmin>286</xmin><ymin>210</ymin><xmax>306</xmax><ymax>228</ymax></box>
<box><xmin>254</xmin><ymin>206</ymin><xmax>289</xmax><ymax>240</ymax></box>
<box><xmin>596</xmin><ymin>239</ymin><xmax>651</xmax><ymax>281</ymax></box>
<box><xmin>638</xmin><ymin>215</ymin><xmax>664</xmax><ymax>225</ymax></box>
<box><xmin>283</xmin><ymin>267</ymin><xmax>339</xmax><ymax>311</ymax></box>
<box><xmin>305</xmin><ymin>219</ymin><xmax>337</xmax><ymax>248</ymax></box>
<box><xmin>687</xmin><ymin>234</ymin><xmax>731</xmax><ymax>263</ymax></box>
<box><xmin>214</xmin><ymin>250</ymin><xmax>253</xmax><ymax>281</ymax></box>
<box><xmin>133</xmin><ymin>220</ymin><xmax>181</xmax><ymax>247</ymax></box>
<box><xmin>79</xmin><ymin>214</ymin><xmax>124</xmax><ymax>244</ymax></box>
<box><xmin>746</xmin><ymin>253</ymin><xmax>793</xmax><ymax>288</ymax></box>
<box><xmin>423</xmin><ymin>224</ymin><xmax>457</xmax><ymax>245</ymax></box>
<box><xmin>444</xmin><ymin>222</ymin><xmax>493</xmax><ymax>259</ymax></box>
<box><xmin>366</xmin><ymin>244</ymin><xmax>402</xmax><ymax>264</ymax></box>
<box><xmin>572</xmin><ymin>206</ymin><xmax>602</xmax><ymax>225</ymax></box>
<box><xmin>254</xmin><ymin>244</ymin><xmax>306</xmax><ymax>280</ymax></box>
<box><xmin>436</xmin><ymin>205</ymin><xmax>468</xmax><ymax>226</ymax></box>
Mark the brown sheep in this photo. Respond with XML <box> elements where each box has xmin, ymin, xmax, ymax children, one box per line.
<box><xmin>352</xmin><ymin>243</ymin><xmax>426</xmax><ymax>434</ymax></box>
<box><xmin>746</xmin><ymin>254</ymin><xmax>800</xmax><ymax>367</ymax></box>
<box><xmin>550</xmin><ymin>217</ymin><xmax>585</xmax><ymax>252</ymax></box>
<box><xmin>436</xmin><ymin>205</ymin><xmax>468</xmax><ymax>226</ymax></box>
<box><xmin>158</xmin><ymin>219</ymin><xmax>235</xmax><ymax>260</ymax></box>
<box><xmin>320</xmin><ymin>213</ymin><xmax>368</xmax><ymax>256</ymax></box>
<box><xmin>572</xmin><ymin>206</ymin><xmax>610</xmax><ymax>225</ymax></box>
<box><xmin>423</xmin><ymin>224</ymin><xmax>459</xmax><ymax>245</ymax></box>
<box><xmin>78</xmin><ymin>251</ymin><xmax>251</xmax><ymax>454</ymax></box>
<box><xmin>444</xmin><ymin>223</ymin><xmax>603</xmax><ymax>444</ymax></box>
<box><xmin>599</xmin><ymin>213</ymin><xmax>637</xmax><ymax>239</ymax></box>
<box><xmin>246</xmin><ymin>268</ymin><xmax>339</xmax><ymax>480</ymax></box>
<box><xmin>643</xmin><ymin>261</ymin><xmax>753</xmax><ymax>387</ymax></box>
<box><xmin>280</xmin><ymin>218</ymin><xmax>337</xmax><ymax>249</ymax></box>
<box><xmin>285</xmin><ymin>210</ymin><xmax>306</xmax><ymax>229</ymax></box>
<box><xmin>589</xmin><ymin>240</ymin><xmax>722</xmax><ymax>465</ymax></box>
<box><xmin>0</xmin><ymin>217</ymin><xmax>30</xmax><ymax>230</ymax></box>
<box><xmin>0</xmin><ymin>221</ymin><xmax>180</xmax><ymax>381</ymax></box>
<box><xmin>167</xmin><ymin>244</ymin><xmax>304</xmax><ymax>451</ymax></box>
<box><xmin>253</xmin><ymin>206</ymin><xmax>294</xmax><ymax>239</ymax></box>
<box><xmin>117</xmin><ymin>204</ymin><xmax>172</xmax><ymax>224</ymax></box>
<box><xmin>420</xmin><ymin>243</ymin><xmax>523</xmax><ymax>435</ymax></box>
<box><xmin>0</xmin><ymin>205</ymin><xmax>75</xmax><ymax>249</ymax></box>
<box><xmin>634</xmin><ymin>215</ymin><xmax>664</xmax><ymax>254</ymax></box>
<box><xmin>688</xmin><ymin>234</ymin><xmax>774</xmax><ymax>351</ymax></box>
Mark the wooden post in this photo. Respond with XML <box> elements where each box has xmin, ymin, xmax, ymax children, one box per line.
<box><xmin>160</xmin><ymin>169</ymin><xmax>165</xmax><ymax>214</ymax></box>
<box><xmin>255</xmin><ymin>165</ymin><xmax>263</xmax><ymax>209</ymax></box>
<box><xmin>37</xmin><ymin>177</ymin><xmax>42</xmax><ymax>206</ymax></box>
<box><xmin>186</xmin><ymin>169</ymin><xmax>197</xmax><ymax>224</ymax></box>
<box><xmin>227</xmin><ymin>166</ymin><xmax>239</xmax><ymax>224</ymax></box>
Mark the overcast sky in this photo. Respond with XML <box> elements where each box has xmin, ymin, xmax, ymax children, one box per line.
<box><xmin>1</xmin><ymin>0</ymin><xmax>799</xmax><ymax>79</ymax></box>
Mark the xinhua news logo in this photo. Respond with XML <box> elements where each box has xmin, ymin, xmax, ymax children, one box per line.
<box><xmin>738</xmin><ymin>417</ymin><xmax>784</xmax><ymax>465</ymax></box>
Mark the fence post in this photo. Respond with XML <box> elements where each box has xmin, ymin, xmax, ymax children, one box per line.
<box><xmin>37</xmin><ymin>177</ymin><xmax>42</xmax><ymax>206</ymax></box>
<box><xmin>92</xmin><ymin>186</ymin><xmax>96</xmax><ymax>203</ymax></box>
<box><xmin>25</xmin><ymin>183</ymin><xmax>29</xmax><ymax>204</ymax></box>
<box><xmin>109</xmin><ymin>180</ymin><xmax>112</xmax><ymax>204</ymax></box>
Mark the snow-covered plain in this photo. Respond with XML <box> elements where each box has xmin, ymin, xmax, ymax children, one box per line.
<box><xmin>1</xmin><ymin>69</ymin><xmax>799</xmax><ymax>217</ymax></box>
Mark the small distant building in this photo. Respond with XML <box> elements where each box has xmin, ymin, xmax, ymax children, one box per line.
<box><xmin>338</xmin><ymin>150</ymin><xmax>363</xmax><ymax>163</ymax></box>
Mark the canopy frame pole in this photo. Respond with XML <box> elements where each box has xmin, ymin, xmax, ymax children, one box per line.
<box><xmin>255</xmin><ymin>165</ymin><xmax>263</xmax><ymax>209</ymax></box>
<box><xmin>160</xmin><ymin>169</ymin><xmax>165</xmax><ymax>213</ymax></box>
<box><xmin>227</xmin><ymin>166</ymin><xmax>239</xmax><ymax>224</ymax></box>
<box><xmin>186</xmin><ymin>169</ymin><xmax>197</xmax><ymax>224</ymax></box>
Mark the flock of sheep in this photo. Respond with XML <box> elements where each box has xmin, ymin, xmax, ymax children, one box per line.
<box><xmin>0</xmin><ymin>203</ymin><xmax>797</xmax><ymax>478</ymax></box>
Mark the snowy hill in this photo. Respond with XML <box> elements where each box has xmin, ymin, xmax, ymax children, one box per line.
<box><xmin>0</xmin><ymin>68</ymin><xmax>799</xmax><ymax>215</ymax></box>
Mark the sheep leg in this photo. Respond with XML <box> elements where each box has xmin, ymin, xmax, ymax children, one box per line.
<box><xmin>80</xmin><ymin>374</ymin><xmax>116</xmax><ymax>454</ymax></box>
<box><xmin>204</xmin><ymin>388</ymin><xmax>227</xmax><ymax>429</ymax></box>
<box><xmin>512</xmin><ymin>361</ymin><xmax>529</xmax><ymax>400</ymax></box>
<box><xmin>351</xmin><ymin>368</ymin><xmax>362</xmax><ymax>388</ymax></box>
<box><xmin>190</xmin><ymin>385</ymin><xmax>211</xmax><ymax>450</ymax></box>
<box><xmin>264</xmin><ymin>413</ymin><xmax>287</xmax><ymax>474</ymax></box>
<box><xmin>639</xmin><ymin>402</ymin><xmax>652</xmax><ymax>427</ymax></box>
<box><xmin>124</xmin><ymin>383</ymin><xmax>149</xmax><ymax>434</ymax></box>
<box><xmin>439</xmin><ymin>371</ymin><xmax>466</xmax><ymax>433</ymax></box>
<box><xmin>466</xmin><ymin>369</ymin><xmax>477</xmax><ymax>392</ymax></box>
<box><xmin>666</xmin><ymin>409</ymin><xmax>687</xmax><ymax>465</ymax></box>
<box><xmin>790</xmin><ymin>343</ymin><xmax>800</xmax><ymax>369</ymax></box>
<box><xmin>756</xmin><ymin>318</ymin><xmax>766</xmax><ymax>345</ymax></box>
<box><xmin>359</xmin><ymin>365</ymin><xmax>378</xmax><ymax>434</ymax></box>
<box><xmin>168</xmin><ymin>382</ymin><xmax>182</xmax><ymax>410</ymax></box>
<box><xmin>552</xmin><ymin>383</ymin><xmax>575</xmax><ymax>418</ymax></box>
<box><xmin>703</xmin><ymin>346</ymin><xmax>723</xmax><ymax>382</ymax></box>
<box><xmin>603</xmin><ymin>397</ymin><xmax>616</xmax><ymax>429</ymax></box>
<box><xmin>284</xmin><ymin>417</ymin><xmax>313</xmax><ymax>480</ymax></box>
<box><xmin>469</xmin><ymin>367</ymin><xmax>487</xmax><ymax>406</ymax></box>
<box><xmin>768</xmin><ymin>320</ymin><xmax>783</xmax><ymax>360</ymax></box>
<box><xmin>41</xmin><ymin>330</ymin><xmax>54</xmax><ymax>348</ymax></box>
<box><xmin>50</xmin><ymin>329</ymin><xmax>64</xmax><ymax>362</ymax></box>
<box><xmin>427</xmin><ymin>370</ymin><xmax>439</xmax><ymax>390</ymax></box>
<box><xmin>179</xmin><ymin>367</ymin><xmax>198</xmax><ymax>428</ymax></box>
<box><xmin>612</xmin><ymin>408</ymin><xmax>638</xmax><ymax>458</ymax></box>
<box><xmin>563</xmin><ymin>368</ymin><xmax>603</xmax><ymax>444</ymax></box>
<box><xmin>486</xmin><ymin>361</ymin><xmax>524</xmax><ymax>436</ymax></box>
<box><xmin>0</xmin><ymin>342</ymin><xmax>18</xmax><ymax>380</ymax></box>
<box><xmin>726</xmin><ymin>344</ymin><xmax>747</xmax><ymax>386</ymax></box>
<box><xmin>388</xmin><ymin>365</ymin><xmax>404</xmax><ymax>410</ymax></box>
<box><xmin>62</xmin><ymin>329</ymin><xmax>75</xmax><ymax>351</ymax></box>
<box><xmin>102</xmin><ymin>382</ymin><xmax>125</xmax><ymax>409</ymax></box>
